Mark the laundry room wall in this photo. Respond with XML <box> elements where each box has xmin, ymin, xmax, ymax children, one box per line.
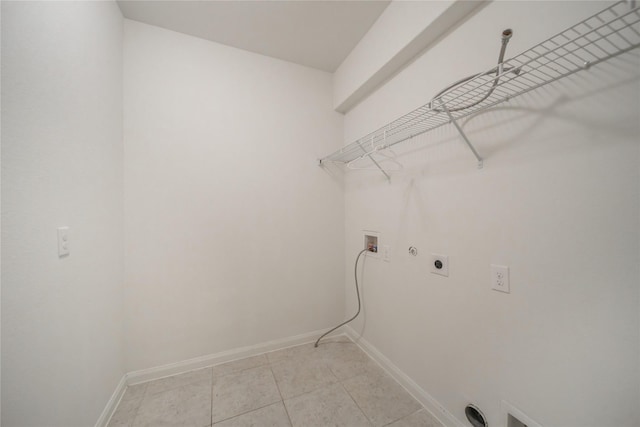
<box><xmin>123</xmin><ymin>20</ymin><xmax>345</xmax><ymax>372</ymax></box>
<box><xmin>341</xmin><ymin>1</ymin><xmax>640</xmax><ymax>426</ymax></box>
<box><xmin>1</xmin><ymin>1</ymin><xmax>125</xmax><ymax>425</ymax></box>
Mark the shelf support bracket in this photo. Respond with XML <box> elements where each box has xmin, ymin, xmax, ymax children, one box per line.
<box><xmin>437</xmin><ymin>99</ymin><xmax>484</xmax><ymax>169</ymax></box>
<box><xmin>357</xmin><ymin>140</ymin><xmax>391</xmax><ymax>182</ymax></box>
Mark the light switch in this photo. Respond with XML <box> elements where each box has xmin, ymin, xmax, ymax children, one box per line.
<box><xmin>57</xmin><ymin>227</ymin><xmax>69</xmax><ymax>257</ymax></box>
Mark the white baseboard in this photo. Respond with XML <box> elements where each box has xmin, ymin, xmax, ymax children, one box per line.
<box><xmin>344</xmin><ymin>326</ymin><xmax>465</xmax><ymax>427</ymax></box>
<box><xmin>95</xmin><ymin>374</ymin><xmax>127</xmax><ymax>427</ymax></box>
<box><xmin>125</xmin><ymin>328</ymin><xmax>334</xmax><ymax>386</ymax></box>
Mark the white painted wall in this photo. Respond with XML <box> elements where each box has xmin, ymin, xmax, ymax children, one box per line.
<box><xmin>333</xmin><ymin>1</ymin><xmax>448</xmax><ymax>111</ymax></box>
<box><xmin>332</xmin><ymin>0</ymin><xmax>485</xmax><ymax>113</ymax></box>
<box><xmin>343</xmin><ymin>2</ymin><xmax>640</xmax><ymax>427</ymax></box>
<box><xmin>1</xmin><ymin>1</ymin><xmax>124</xmax><ymax>426</ymax></box>
<box><xmin>123</xmin><ymin>20</ymin><xmax>344</xmax><ymax>371</ymax></box>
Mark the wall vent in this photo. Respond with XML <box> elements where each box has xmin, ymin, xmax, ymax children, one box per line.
<box><xmin>501</xmin><ymin>401</ymin><xmax>542</xmax><ymax>427</ymax></box>
<box><xmin>508</xmin><ymin>413</ymin><xmax>528</xmax><ymax>427</ymax></box>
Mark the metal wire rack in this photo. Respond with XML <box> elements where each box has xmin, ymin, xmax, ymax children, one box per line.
<box><xmin>319</xmin><ymin>1</ymin><xmax>640</xmax><ymax>179</ymax></box>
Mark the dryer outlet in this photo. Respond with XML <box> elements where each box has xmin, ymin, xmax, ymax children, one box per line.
<box><xmin>431</xmin><ymin>254</ymin><xmax>449</xmax><ymax>277</ymax></box>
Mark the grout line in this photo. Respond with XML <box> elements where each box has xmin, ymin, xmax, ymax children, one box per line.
<box><xmin>269</xmin><ymin>365</ymin><xmax>293</xmax><ymax>427</ymax></box>
<box><xmin>268</xmin><ymin>351</ymin><xmax>340</xmax><ymax>401</ymax></box>
<box><xmin>141</xmin><ymin>356</ymin><xmax>271</xmax><ymax>398</ymax></box>
<box><xmin>335</xmin><ymin>343</ymin><xmax>424</xmax><ymax>426</ymax></box>
<box><xmin>212</xmin><ymin>400</ymin><xmax>282</xmax><ymax>425</ymax></box>
<box><xmin>211</xmin><ymin>366</ymin><xmax>281</xmax><ymax>425</ymax></box>
<box><xmin>346</xmin><ymin>328</ymin><xmax>452</xmax><ymax>427</ymax></box>
<box><xmin>266</xmin><ymin>338</ymin><xmax>370</xmax><ymax>403</ymax></box>
<box><xmin>381</xmin><ymin>409</ymin><xmax>425</xmax><ymax>427</ymax></box>
<box><xmin>336</xmin><ymin>382</ymin><xmax>373</xmax><ymax>426</ymax></box>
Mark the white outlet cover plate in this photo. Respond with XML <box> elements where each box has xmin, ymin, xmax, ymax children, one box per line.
<box><xmin>491</xmin><ymin>264</ymin><xmax>510</xmax><ymax>293</ymax></box>
<box><xmin>430</xmin><ymin>254</ymin><xmax>449</xmax><ymax>277</ymax></box>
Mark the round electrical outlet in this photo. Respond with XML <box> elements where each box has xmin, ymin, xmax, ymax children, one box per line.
<box><xmin>430</xmin><ymin>254</ymin><xmax>449</xmax><ymax>277</ymax></box>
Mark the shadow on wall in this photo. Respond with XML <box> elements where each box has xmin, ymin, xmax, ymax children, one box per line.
<box><xmin>345</xmin><ymin>52</ymin><xmax>640</xmax><ymax>185</ymax></box>
<box><xmin>461</xmin><ymin>70</ymin><xmax>640</xmax><ymax>158</ymax></box>
<box><xmin>319</xmin><ymin>159</ymin><xmax>347</xmax><ymax>190</ymax></box>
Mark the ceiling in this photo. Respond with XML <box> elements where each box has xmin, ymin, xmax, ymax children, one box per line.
<box><xmin>117</xmin><ymin>1</ymin><xmax>391</xmax><ymax>73</ymax></box>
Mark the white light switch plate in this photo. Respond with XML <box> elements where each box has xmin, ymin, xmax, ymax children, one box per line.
<box><xmin>57</xmin><ymin>227</ymin><xmax>69</xmax><ymax>257</ymax></box>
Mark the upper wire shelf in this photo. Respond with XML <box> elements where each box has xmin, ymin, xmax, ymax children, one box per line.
<box><xmin>320</xmin><ymin>1</ymin><xmax>640</xmax><ymax>175</ymax></box>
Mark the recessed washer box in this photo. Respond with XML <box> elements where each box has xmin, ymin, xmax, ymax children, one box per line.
<box><xmin>363</xmin><ymin>230</ymin><xmax>380</xmax><ymax>258</ymax></box>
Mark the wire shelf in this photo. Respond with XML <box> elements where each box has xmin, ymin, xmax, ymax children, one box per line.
<box><xmin>320</xmin><ymin>1</ymin><xmax>640</xmax><ymax>171</ymax></box>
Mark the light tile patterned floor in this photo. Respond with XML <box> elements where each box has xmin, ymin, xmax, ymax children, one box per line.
<box><xmin>108</xmin><ymin>337</ymin><xmax>444</xmax><ymax>427</ymax></box>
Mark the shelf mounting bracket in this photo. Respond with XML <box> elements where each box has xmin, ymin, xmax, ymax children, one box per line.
<box><xmin>437</xmin><ymin>99</ymin><xmax>484</xmax><ymax>169</ymax></box>
<box><xmin>357</xmin><ymin>139</ymin><xmax>391</xmax><ymax>182</ymax></box>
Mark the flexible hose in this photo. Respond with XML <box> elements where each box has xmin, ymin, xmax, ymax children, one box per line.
<box><xmin>314</xmin><ymin>248</ymin><xmax>368</xmax><ymax>348</ymax></box>
<box><xmin>431</xmin><ymin>29</ymin><xmax>514</xmax><ymax>113</ymax></box>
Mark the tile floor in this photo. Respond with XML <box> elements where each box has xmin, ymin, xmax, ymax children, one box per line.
<box><xmin>108</xmin><ymin>337</ymin><xmax>444</xmax><ymax>427</ymax></box>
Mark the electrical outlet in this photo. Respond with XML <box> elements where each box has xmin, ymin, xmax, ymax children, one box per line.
<box><xmin>491</xmin><ymin>264</ymin><xmax>509</xmax><ymax>293</ymax></box>
<box><xmin>430</xmin><ymin>254</ymin><xmax>449</xmax><ymax>277</ymax></box>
